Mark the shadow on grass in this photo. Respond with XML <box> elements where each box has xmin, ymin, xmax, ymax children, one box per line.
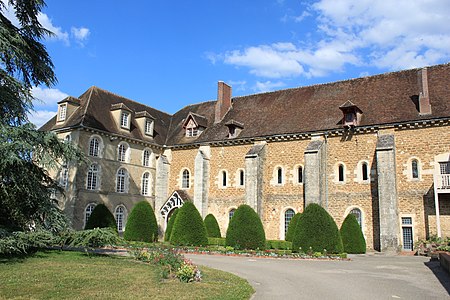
<box><xmin>424</xmin><ymin>259</ymin><xmax>450</xmax><ymax>295</ymax></box>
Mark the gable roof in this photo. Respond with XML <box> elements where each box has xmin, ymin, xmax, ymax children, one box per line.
<box><xmin>41</xmin><ymin>63</ymin><xmax>450</xmax><ymax>147</ymax></box>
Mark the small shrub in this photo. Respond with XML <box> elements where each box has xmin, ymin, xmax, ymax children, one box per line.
<box><xmin>226</xmin><ymin>204</ymin><xmax>266</xmax><ymax>250</ymax></box>
<box><xmin>164</xmin><ymin>209</ymin><xmax>179</xmax><ymax>242</ymax></box>
<box><xmin>70</xmin><ymin>228</ymin><xmax>120</xmax><ymax>250</ymax></box>
<box><xmin>0</xmin><ymin>230</ymin><xmax>54</xmax><ymax>256</ymax></box>
<box><xmin>208</xmin><ymin>237</ymin><xmax>226</xmax><ymax>246</ymax></box>
<box><xmin>84</xmin><ymin>204</ymin><xmax>117</xmax><ymax>231</ymax></box>
<box><xmin>124</xmin><ymin>201</ymin><xmax>158</xmax><ymax>242</ymax></box>
<box><xmin>170</xmin><ymin>202</ymin><xmax>208</xmax><ymax>246</ymax></box>
<box><xmin>204</xmin><ymin>214</ymin><xmax>221</xmax><ymax>238</ymax></box>
<box><xmin>285</xmin><ymin>213</ymin><xmax>302</xmax><ymax>242</ymax></box>
<box><xmin>292</xmin><ymin>203</ymin><xmax>343</xmax><ymax>253</ymax></box>
<box><xmin>340</xmin><ymin>214</ymin><xmax>366</xmax><ymax>254</ymax></box>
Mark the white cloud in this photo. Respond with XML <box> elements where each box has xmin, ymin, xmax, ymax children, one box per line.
<box><xmin>37</xmin><ymin>13</ymin><xmax>69</xmax><ymax>45</ymax></box>
<box><xmin>254</xmin><ymin>81</ymin><xmax>286</xmax><ymax>93</ymax></box>
<box><xmin>214</xmin><ymin>0</ymin><xmax>450</xmax><ymax>79</ymax></box>
<box><xmin>28</xmin><ymin>110</ymin><xmax>57</xmax><ymax>128</ymax></box>
<box><xmin>71</xmin><ymin>27</ymin><xmax>90</xmax><ymax>46</ymax></box>
<box><xmin>31</xmin><ymin>87</ymin><xmax>68</xmax><ymax>108</ymax></box>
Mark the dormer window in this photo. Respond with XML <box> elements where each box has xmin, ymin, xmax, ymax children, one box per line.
<box><xmin>183</xmin><ymin>112</ymin><xmax>207</xmax><ymax>138</ymax></box>
<box><xmin>145</xmin><ymin>119</ymin><xmax>154</xmax><ymax>135</ymax></box>
<box><xmin>120</xmin><ymin>111</ymin><xmax>130</xmax><ymax>128</ymax></box>
<box><xmin>225</xmin><ymin>120</ymin><xmax>244</xmax><ymax>139</ymax></box>
<box><xmin>59</xmin><ymin>104</ymin><xmax>67</xmax><ymax>121</ymax></box>
<box><xmin>339</xmin><ymin>100</ymin><xmax>362</xmax><ymax>127</ymax></box>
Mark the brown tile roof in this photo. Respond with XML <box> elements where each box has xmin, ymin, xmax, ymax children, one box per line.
<box><xmin>41</xmin><ymin>63</ymin><xmax>450</xmax><ymax>147</ymax></box>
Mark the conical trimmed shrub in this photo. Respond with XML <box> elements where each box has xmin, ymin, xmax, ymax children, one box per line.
<box><xmin>292</xmin><ymin>203</ymin><xmax>343</xmax><ymax>253</ymax></box>
<box><xmin>340</xmin><ymin>214</ymin><xmax>366</xmax><ymax>254</ymax></box>
<box><xmin>204</xmin><ymin>214</ymin><xmax>221</xmax><ymax>238</ymax></box>
<box><xmin>84</xmin><ymin>204</ymin><xmax>117</xmax><ymax>231</ymax></box>
<box><xmin>164</xmin><ymin>208</ymin><xmax>179</xmax><ymax>242</ymax></box>
<box><xmin>123</xmin><ymin>201</ymin><xmax>158</xmax><ymax>242</ymax></box>
<box><xmin>226</xmin><ymin>204</ymin><xmax>266</xmax><ymax>250</ymax></box>
<box><xmin>170</xmin><ymin>202</ymin><xmax>208</xmax><ymax>246</ymax></box>
<box><xmin>285</xmin><ymin>213</ymin><xmax>302</xmax><ymax>242</ymax></box>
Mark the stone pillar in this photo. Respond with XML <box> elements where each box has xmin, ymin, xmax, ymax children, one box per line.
<box><xmin>194</xmin><ymin>146</ymin><xmax>210</xmax><ymax>218</ymax></box>
<box><xmin>245</xmin><ymin>143</ymin><xmax>266</xmax><ymax>216</ymax></box>
<box><xmin>376</xmin><ymin>134</ymin><xmax>399</xmax><ymax>252</ymax></box>
<box><xmin>304</xmin><ymin>139</ymin><xmax>326</xmax><ymax>207</ymax></box>
<box><xmin>155</xmin><ymin>154</ymin><xmax>170</xmax><ymax>234</ymax></box>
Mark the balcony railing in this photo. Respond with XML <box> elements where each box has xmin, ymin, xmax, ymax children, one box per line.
<box><xmin>436</xmin><ymin>174</ymin><xmax>450</xmax><ymax>191</ymax></box>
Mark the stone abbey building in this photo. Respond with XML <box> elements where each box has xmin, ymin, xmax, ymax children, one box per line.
<box><xmin>41</xmin><ymin>63</ymin><xmax>450</xmax><ymax>252</ymax></box>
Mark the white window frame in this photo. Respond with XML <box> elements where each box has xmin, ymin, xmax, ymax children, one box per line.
<box><xmin>60</xmin><ymin>163</ymin><xmax>69</xmax><ymax>188</ymax></box>
<box><xmin>117</xmin><ymin>142</ymin><xmax>130</xmax><ymax>163</ymax></box>
<box><xmin>89</xmin><ymin>137</ymin><xmax>100</xmax><ymax>157</ymax></box>
<box><xmin>84</xmin><ymin>203</ymin><xmax>96</xmax><ymax>227</ymax></box>
<box><xmin>120</xmin><ymin>111</ymin><xmax>130</xmax><ymax>129</ymax></box>
<box><xmin>115</xmin><ymin>205</ymin><xmax>127</xmax><ymax>232</ymax></box>
<box><xmin>142</xmin><ymin>149</ymin><xmax>151</xmax><ymax>167</ymax></box>
<box><xmin>59</xmin><ymin>104</ymin><xmax>67</xmax><ymax>121</ymax></box>
<box><xmin>116</xmin><ymin>168</ymin><xmax>128</xmax><ymax>193</ymax></box>
<box><xmin>145</xmin><ymin>119</ymin><xmax>154</xmax><ymax>136</ymax></box>
<box><xmin>284</xmin><ymin>208</ymin><xmax>295</xmax><ymax>237</ymax></box>
<box><xmin>141</xmin><ymin>172</ymin><xmax>151</xmax><ymax>196</ymax></box>
<box><xmin>86</xmin><ymin>163</ymin><xmax>99</xmax><ymax>190</ymax></box>
<box><xmin>181</xmin><ymin>169</ymin><xmax>190</xmax><ymax>189</ymax></box>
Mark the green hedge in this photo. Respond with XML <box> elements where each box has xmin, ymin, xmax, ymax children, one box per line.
<box><xmin>285</xmin><ymin>213</ymin><xmax>302</xmax><ymax>242</ymax></box>
<box><xmin>266</xmin><ymin>240</ymin><xmax>292</xmax><ymax>250</ymax></box>
<box><xmin>226</xmin><ymin>204</ymin><xmax>266</xmax><ymax>250</ymax></box>
<box><xmin>340</xmin><ymin>214</ymin><xmax>366</xmax><ymax>254</ymax></box>
<box><xmin>292</xmin><ymin>203</ymin><xmax>343</xmax><ymax>253</ymax></box>
<box><xmin>84</xmin><ymin>204</ymin><xmax>117</xmax><ymax>231</ymax></box>
<box><xmin>164</xmin><ymin>209</ymin><xmax>179</xmax><ymax>242</ymax></box>
<box><xmin>204</xmin><ymin>214</ymin><xmax>221</xmax><ymax>238</ymax></box>
<box><xmin>170</xmin><ymin>202</ymin><xmax>208</xmax><ymax>246</ymax></box>
<box><xmin>123</xmin><ymin>201</ymin><xmax>158</xmax><ymax>242</ymax></box>
<box><xmin>208</xmin><ymin>237</ymin><xmax>226</xmax><ymax>246</ymax></box>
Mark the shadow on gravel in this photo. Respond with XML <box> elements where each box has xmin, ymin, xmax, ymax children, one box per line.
<box><xmin>424</xmin><ymin>259</ymin><xmax>450</xmax><ymax>295</ymax></box>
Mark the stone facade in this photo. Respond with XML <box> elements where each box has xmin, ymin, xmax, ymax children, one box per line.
<box><xmin>43</xmin><ymin>64</ymin><xmax>450</xmax><ymax>251</ymax></box>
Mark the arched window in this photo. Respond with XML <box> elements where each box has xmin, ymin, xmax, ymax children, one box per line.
<box><xmin>412</xmin><ymin>159</ymin><xmax>419</xmax><ymax>179</ymax></box>
<box><xmin>277</xmin><ymin>167</ymin><xmax>283</xmax><ymax>184</ymax></box>
<box><xmin>64</xmin><ymin>134</ymin><xmax>71</xmax><ymax>143</ymax></box>
<box><xmin>117</xmin><ymin>143</ymin><xmax>128</xmax><ymax>162</ymax></box>
<box><xmin>297</xmin><ymin>166</ymin><xmax>303</xmax><ymax>184</ymax></box>
<box><xmin>142</xmin><ymin>149</ymin><xmax>151</xmax><ymax>167</ymax></box>
<box><xmin>229</xmin><ymin>208</ymin><xmax>236</xmax><ymax>221</ymax></box>
<box><xmin>60</xmin><ymin>163</ymin><xmax>69</xmax><ymax>187</ymax></box>
<box><xmin>141</xmin><ymin>172</ymin><xmax>150</xmax><ymax>196</ymax></box>
<box><xmin>116</xmin><ymin>168</ymin><xmax>128</xmax><ymax>193</ymax></box>
<box><xmin>350</xmin><ymin>208</ymin><xmax>362</xmax><ymax>228</ymax></box>
<box><xmin>284</xmin><ymin>209</ymin><xmax>295</xmax><ymax>235</ymax></box>
<box><xmin>115</xmin><ymin>205</ymin><xmax>126</xmax><ymax>232</ymax></box>
<box><xmin>182</xmin><ymin>169</ymin><xmax>190</xmax><ymax>189</ymax></box>
<box><xmin>89</xmin><ymin>137</ymin><xmax>100</xmax><ymax>157</ymax></box>
<box><xmin>86</xmin><ymin>163</ymin><xmax>99</xmax><ymax>190</ymax></box>
<box><xmin>338</xmin><ymin>164</ymin><xmax>345</xmax><ymax>182</ymax></box>
<box><xmin>84</xmin><ymin>203</ymin><xmax>96</xmax><ymax>227</ymax></box>
<box><xmin>221</xmin><ymin>170</ymin><xmax>227</xmax><ymax>187</ymax></box>
<box><xmin>239</xmin><ymin>170</ymin><xmax>245</xmax><ymax>186</ymax></box>
<box><xmin>362</xmin><ymin>162</ymin><xmax>369</xmax><ymax>181</ymax></box>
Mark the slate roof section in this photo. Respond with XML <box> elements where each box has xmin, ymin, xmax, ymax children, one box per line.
<box><xmin>41</xmin><ymin>63</ymin><xmax>450</xmax><ymax>147</ymax></box>
<box><xmin>40</xmin><ymin>86</ymin><xmax>172</xmax><ymax>145</ymax></box>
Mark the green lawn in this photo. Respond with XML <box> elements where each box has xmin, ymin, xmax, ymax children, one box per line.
<box><xmin>0</xmin><ymin>251</ymin><xmax>254</xmax><ymax>300</ymax></box>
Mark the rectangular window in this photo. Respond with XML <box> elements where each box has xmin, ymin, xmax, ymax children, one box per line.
<box><xmin>120</xmin><ymin>112</ymin><xmax>129</xmax><ymax>128</ymax></box>
<box><xmin>186</xmin><ymin>128</ymin><xmax>198</xmax><ymax>137</ymax></box>
<box><xmin>59</xmin><ymin>104</ymin><xmax>67</xmax><ymax>121</ymax></box>
<box><xmin>145</xmin><ymin>119</ymin><xmax>153</xmax><ymax>135</ymax></box>
<box><xmin>401</xmin><ymin>217</ymin><xmax>412</xmax><ymax>225</ymax></box>
<box><xmin>440</xmin><ymin>162</ymin><xmax>450</xmax><ymax>175</ymax></box>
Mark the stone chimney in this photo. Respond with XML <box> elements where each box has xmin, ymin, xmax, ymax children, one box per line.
<box><xmin>418</xmin><ymin>68</ymin><xmax>432</xmax><ymax>115</ymax></box>
<box><xmin>215</xmin><ymin>81</ymin><xmax>232</xmax><ymax>123</ymax></box>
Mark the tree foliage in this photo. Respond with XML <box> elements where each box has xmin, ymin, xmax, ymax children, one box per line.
<box><xmin>292</xmin><ymin>203</ymin><xmax>343</xmax><ymax>253</ymax></box>
<box><xmin>340</xmin><ymin>214</ymin><xmax>366</xmax><ymax>254</ymax></box>
<box><xmin>123</xmin><ymin>201</ymin><xmax>158</xmax><ymax>242</ymax></box>
<box><xmin>285</xmin><ymin>213</ymin><xmax>301</xmax><ymax>242</ymax></box>
<box><xmin>204</xmin><ymin>214</ymin><xmax>221</xmax><ymax>238</ymax></box>
<box><xmin>170</xmin><ymin>202</ymin><xmax>208</xmax><ymax>246</ymax></box>
<box><xmin>226</xmin><ymin>204</ymin><xmax>266</xmax><ymax>250</ymax></box>
<box><xmin>164</xmin><ymin>208</ymin><xmax>178</xmax><ymax>242</ymax></box>
<box><xmin>0</xmin><ymin>1</ymin><xmax>82</xmax><ymax>231</ymax></box>
<box><xmin>84</xmin><ymin>204</ymin><xmax>117</xmax><ymax>231</ymax></box>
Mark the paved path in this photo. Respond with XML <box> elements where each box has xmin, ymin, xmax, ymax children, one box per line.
<box><xmin>186</xmin><ymin>254</ymin><xmax>450</xmax><ymax>300</ymax></box>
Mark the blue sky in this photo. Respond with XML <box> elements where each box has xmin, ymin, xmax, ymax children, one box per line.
<box><xmin>6</xmin><ymin>0</ymin><xmax>449</xmax><ymax>127</ymax></box>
